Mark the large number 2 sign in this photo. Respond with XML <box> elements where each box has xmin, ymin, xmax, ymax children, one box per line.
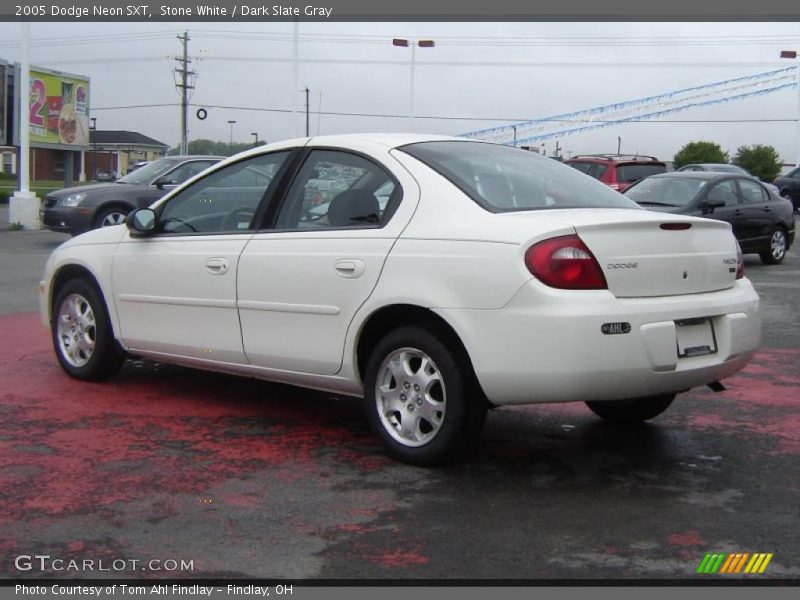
<box><xmin>29</xmin><ymin>78</ymin><xmax>46</xmax><ymax>128</ymax></box>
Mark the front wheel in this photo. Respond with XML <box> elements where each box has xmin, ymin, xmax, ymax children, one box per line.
<box><xmin>52</xmin><ymin>279</ymin><xmax>125</xmax><ymax>381</ymax></box>
<box><xmin>364</xmin><ymin>326</ymin><xmax>487</xmax><ymax>465</ymax></box>
<box><xmin>759</xmin><ymin>227</ymin><xmax>787</xmax><ymax>265</ymax></box>
<box><xmin>585</xmin><ymin>393</ymin><xmax>676</xmax><ymax>423</ymax></box>
<box><xmin>94</xmin><ymin>206</ymin><xmax>130</xmax><ymax>229</ymax></box>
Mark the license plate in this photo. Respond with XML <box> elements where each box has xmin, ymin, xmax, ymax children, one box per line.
<box><xmin>676</xmin><ymin>318</ymin><xmax>717</xmax><ymax>358</ymax></box>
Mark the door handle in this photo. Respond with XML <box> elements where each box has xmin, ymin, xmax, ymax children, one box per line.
<box><xmin>734</xmin><ymin>210</ymin><xmax>743</xmax><ymax>216</ymax></box>
<box><xmin>205</xmin><ymin>257</ymin><xmax>230</xmax><ymax>275</ymax></box>
<box><xmin>762</xmin><ymin>207</ymin><xmax>772</xmax><ymax>212</ymax></box>
<box><xmin>334</xmin><ymin>259</ymin><xmax>366</xmax><ymax>279</ymax></box>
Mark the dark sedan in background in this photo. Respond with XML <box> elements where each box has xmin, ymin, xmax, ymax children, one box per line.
<box><xmin>41</xmin><ymin>156</ymin><xmax>222</xmax><ymax>236</ymax></box>
<box><xmin>773</xmin><ymin>166</ymin><xmax>800</xmax><ymax>211</ymax></box>
<box><xmin>624</xmin><ymin>172</ymin><xmax>795</xmax><ymax>264</ymax></box>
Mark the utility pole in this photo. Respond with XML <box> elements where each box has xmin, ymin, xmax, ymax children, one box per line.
<box><xmin>175</xmin><ymin>31</ymin><xmax>195</xmax><ymax>155</ymax></box>
<box><xmin>304</xmin><ymin>87</ymin><xmax>310</xmax><ymax>137</ymax></box>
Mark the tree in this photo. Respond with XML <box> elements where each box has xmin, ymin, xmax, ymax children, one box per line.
<box><xmin>167</xmin><ymin>138</ymin><xmax>266</xmax><ymax>157</ymax></box>
<box><xmin>673</xmin><ymin>141</ymin><xmax>729</xmax><ymax>169</ymax></box>
<box><xmin>733</xmin><ymin>145</ymin><xmax>782</xmax><ymax>182</ymax></box>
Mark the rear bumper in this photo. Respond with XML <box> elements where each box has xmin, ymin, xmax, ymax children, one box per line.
<box><xmin>436</xmin><ymin>279</ymin><xmax>760</xmax><ymax>406</ymax></box>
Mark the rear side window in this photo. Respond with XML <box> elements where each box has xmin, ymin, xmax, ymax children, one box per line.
<box><xmin>616</xmin><ymin>163</ymin><xmax>668</xmax><ymax>183</ymax></box>
<box><xmin>400</xmin><ymin>141</ymin><xmax>639</xmax><ymax>212</ymax></box>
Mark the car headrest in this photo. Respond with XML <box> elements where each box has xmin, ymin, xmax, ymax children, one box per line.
<box><xmin>327</xmin><ymin>190</ymin><xmax>380</xmax><ymax>227</ymax></box>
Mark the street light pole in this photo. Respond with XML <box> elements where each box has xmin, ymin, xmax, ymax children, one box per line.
<box><xmin>251</xmin><ymin>132</ymin><xmax>259</xmax><ymax>147</ymax></box>
<box><xmin>392</xmin><ymin>38</ymin><xmax>435</xmax><ymax>125</ymax></box>
<box><xmin>90</xmin><ymin>117</ymin><xmax>97</xmax><ymax>180</ymax></box>
<box><xmin>227</xmin><ymin>120</ymin><xmax>236</xmax><ymax>155</ymax></box>
<box><xmin>780</xmin><ymin>50</ymin><xmax>800</xmax><ymax>168</ymax></box>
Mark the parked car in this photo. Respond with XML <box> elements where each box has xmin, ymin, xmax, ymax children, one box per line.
<box><xmin>40</xmin><ymin>134</ymin><xmax>761</xmax><ymax>465</ymax></box>
<box><xmin>773</xmin><ymin>166</ymin><xmax>800</xmax><ymax>211</ymax></box>
<box><xmin>676</xmin><ymin>163</ymin><xmax>750</xmax><ymax>175</ymax></box>
<box><xmin>564</xmin><ymin>154</ymin><xmax>668</xmax><ymax>192</ymax></box>
<box><xmin>127</xmin><ymin>161</ymin><xmax>151</xmax><ymax>174</ymax></box>
<box><xmin>624</xmin><ymin>172</ymin><xmax>796</xmax><ymax>264</ymax></box>
<box><xmin>94</xmin><ymin>170</ymin><xmax>118</xmax><ymax>182</ymax></box>
<box><xmin>42</xmin><ymin>156</ymin><xmax>222</xmax><ymax>235</ymax></box>
<box><xmin>676</xmin><ymin>163</ymin><xmax>782</xmax><ymax>196</ymax></box>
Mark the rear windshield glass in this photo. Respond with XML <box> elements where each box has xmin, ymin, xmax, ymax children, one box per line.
<box><xmin>399</xmin><ymin>141</ymin><xmax>639</xmax><ymax>212</ymax></box>
<box><xmin>616</xmin><ymin>163</ymin><xmax>667</xmax><ymax>183</ymax></box>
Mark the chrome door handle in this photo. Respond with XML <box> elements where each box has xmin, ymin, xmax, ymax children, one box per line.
<box><xmin>334</xmin><ymin>259</ymin><xmax>365</xmax><ymax>278</ymax></box>
<box><xmin>205</xmin><ymin>257</ymin><xmax>230</xmax><ymax>275</ymax></box>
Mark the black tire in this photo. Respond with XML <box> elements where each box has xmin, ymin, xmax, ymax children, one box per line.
<box><xmin>51</xmin><ymin>278</ymin><xmax>125</xmax><ymax>381</ymax></box>
<box><xmin>759</xmin><ymin>227</ymin><xmax>787</xmax><ymax>265</ymax></box>
<box><xmin>585</xmin><ymin>393</ymin><xmax>676</xmax><ymax>423</ymax></box>
<box><xmin>364</xmin><ymin>326</ymin><xmax>487</xmax><ymax>466</ymax></box>
<box><xmin>94</xmin><ymin>205</ymin><xmax>131</xmax><ymax>230</ymax></box>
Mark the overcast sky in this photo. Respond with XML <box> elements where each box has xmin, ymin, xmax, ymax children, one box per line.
<box><xmin>0</xmin><ymin>21</ymin><xmax>799</xmax><ymax>162</ymax></box>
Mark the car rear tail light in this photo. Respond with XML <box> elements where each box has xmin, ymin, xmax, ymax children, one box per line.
<box><xmin>736</xmin><ymin>242</ymin><xmax>744</xmax><ymax>279</ymax></box>
<box><xmin>524</xmin><ymin>235</ymin><xmax>608</xmax><ymax>290</ymax></box>
<box><xmin>660</xmin><ymin>222</ymin><xmax>692</xmax><ymax>230</ymax></box>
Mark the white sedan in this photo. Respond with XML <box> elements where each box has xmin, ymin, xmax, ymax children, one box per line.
<box><xmin>39</xmin><ymin>134</ymin><xmax>761</xmax><ymax>465</ymax></box>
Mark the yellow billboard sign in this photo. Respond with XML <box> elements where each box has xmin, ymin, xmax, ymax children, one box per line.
<box><xmin>29</xmin><ymin>68</ymin><xmax>90</xmax><ymax>148</ymax></box>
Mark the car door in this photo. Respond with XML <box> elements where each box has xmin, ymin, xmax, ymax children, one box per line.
<box><xmin>237</xmin><ymin>147</ymin><xmax>416</xmax><ymax>376</ymax></box>
<box><xmin>112</xmin><ymin>151</ymin><xmax>292</xmax><ymax>363</ymax></box>
<box><xmin>134</xmin><ymin>159</ymin><xmax>219</xmax><ymax>208</ymax></box>
<box><xmin>736</xmin><ymin>178</ymin><xmax>774</xmax><ymax>248</ymax></box>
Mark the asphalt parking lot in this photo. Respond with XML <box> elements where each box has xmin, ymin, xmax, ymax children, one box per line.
<box><xmin>1</xmin><ymin>204</ymin><xmax>798</xmax><ymax>580</ymax></box>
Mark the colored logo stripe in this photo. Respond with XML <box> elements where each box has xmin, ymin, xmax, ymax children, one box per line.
<box><xmin>697</xmin><ymin>553</ymin><xmax>773</xmax><ymax>574</ymax></box>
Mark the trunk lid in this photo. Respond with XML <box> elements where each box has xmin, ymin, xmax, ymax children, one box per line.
<box><xmin>520</xmin><ymin>209</ymin><xmax>739</xmax><ymax>298</ymax></box>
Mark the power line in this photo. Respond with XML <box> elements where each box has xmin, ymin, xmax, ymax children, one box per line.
<box><xmin>90</xmin><ymin>101</ymin><xmax>795</xmax><ymax>125</ymax></box>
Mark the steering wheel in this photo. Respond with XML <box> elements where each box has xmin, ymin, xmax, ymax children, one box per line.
<box><xmin>223</xmin><ymin>207</ymin><xmax>256</xmax><ymax>231</ymax></box>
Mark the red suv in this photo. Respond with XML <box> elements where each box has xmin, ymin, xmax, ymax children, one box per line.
<box><xmin>564</xmin><ymin>154</ymin><xmax>668</xmax><ymax>192</ymax></box>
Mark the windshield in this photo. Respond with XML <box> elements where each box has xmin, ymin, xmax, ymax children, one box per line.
<box><xmin>624</xmin><ymin>177</ymin><xmax>708</xmax><ymax>207</ymax></box>
<box><xmin>116</xmin><ymin>158</ymin><xmax>181</xmax><ymax>185</ymax></box>
<box><xmin>400</xmin><ymin>141</ymin><xmax>640</xmax><ymax>212</ymax></box>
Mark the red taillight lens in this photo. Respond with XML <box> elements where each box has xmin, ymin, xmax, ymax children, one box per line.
<box><xmin>736</xmin><ymin>242</ymin><xmax>744</xmax><ymax>279</ymax></box>
<box><xmin>524</xmin><ymin>235</ymin><xmax>608</xmax><ymax>290</ymax></box>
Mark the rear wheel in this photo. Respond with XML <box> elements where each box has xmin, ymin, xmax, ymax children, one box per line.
<box><xmin>759</xmin><ymin>227</ymin><xmax>787</xmax><ymax>265</ymax></box>
<box><xmin>52</xmin><ymin>279</ymin><xmax>124</xmax><ymax>381</ymax></box>
<box><xmin>585</xmin><ymin>393</ymin><xmax>676</xmax><ymax>423</ymax></box>
<box><xmin>364</xmin><ymin>326</ymin><xmax>487</xmax><ymax>465</ymax></box>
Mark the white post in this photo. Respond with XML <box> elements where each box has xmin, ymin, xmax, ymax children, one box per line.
<box><xmin>10</xmin><ymin>21</ymin><xmax>41</xmax><ymax>230</ymax></box>
<box><xmin>292</xmin><ymin>20</ymin><xmax>300</xmax><ymax>138</ymax></box>
<box><xmin>79</xmin><ymin>150</ymin><xmax>86</xmax><ymax>182</ymax></box>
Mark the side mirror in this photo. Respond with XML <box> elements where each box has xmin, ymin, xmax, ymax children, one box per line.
<box><xmin>153</xmin><ymin>175</ymin><xmax>175</xmax><ymax>190</ymax></box>
<box><xmin>126</xmin><ymin>208</ymin><xmax>157</xmax><ymax>236</ymax></box>
<box><xmin>699</xmin><ymin>198</ymin><xmax>725</xmax><ymax>213</ymax></box>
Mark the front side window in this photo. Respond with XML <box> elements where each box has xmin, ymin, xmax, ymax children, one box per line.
<box><xmin>158</xmin><ymin>152</ymin><xmax>289</xmax><ymax>234</ymax></box>
<box><xmin>705</xmin><ymin>180</ymin><xmax>738</xmax><ymax>206</ymax></box>
<box><xmin>403</xmin><ymin>141</ymin><xmax>639</xmax><ymax>212</ymax></box>
<box><xmin>738</xmin><ymin>179</ymin><xmax>767</xmax><ymax>204</ymax></box>
<box><xmin>274</xmin><ymin>150</ymin><xmax>397</xmax><ymax>230</ymax></box>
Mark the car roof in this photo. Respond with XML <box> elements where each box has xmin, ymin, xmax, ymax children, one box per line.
<box><xmin>163</xmin><ymin>155</ymin><xmax>225</xmax><ymax>160</ymax></box>
<box><xmin>566</xmin><ymin>154</ymin><xmax>663</xmax><ymax>164</ymax></box>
